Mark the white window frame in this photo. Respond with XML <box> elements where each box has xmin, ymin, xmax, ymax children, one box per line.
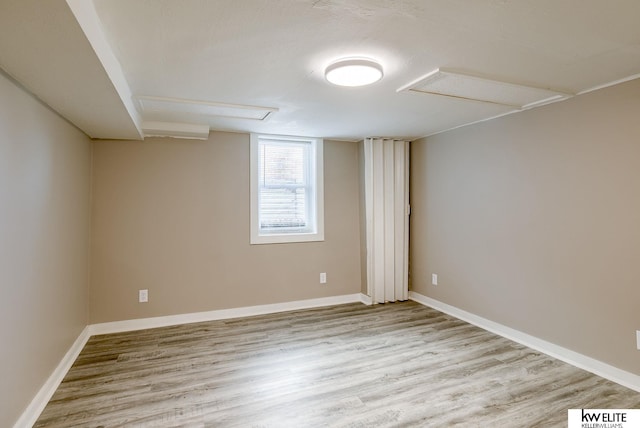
<box><xmin>250</xmin><ymin>133</ymin><xmax>324</xmax><ymax>244</ymax></box>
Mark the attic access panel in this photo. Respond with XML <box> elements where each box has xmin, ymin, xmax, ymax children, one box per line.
<box><xmin>135</xmin><ymin>96</ymin><xmax>278</xmax><ymax>121</ymax></box>
<box><xmin>397</xmin><ymin>68</ymin><xmax>572</xmax><ymax>109</ymax></box>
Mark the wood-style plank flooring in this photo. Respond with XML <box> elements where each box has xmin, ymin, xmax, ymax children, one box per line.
<box><xmin>35</xmin><ymin>301</ymin><xmax>640</xmax><ymax>427</ymax></box>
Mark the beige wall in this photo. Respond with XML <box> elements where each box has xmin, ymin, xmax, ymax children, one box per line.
<box><xmin>0</xmin><ymin>72</ymin><xmax>91</xmax><ymax>427</ymax></box>
<box><xmin>410</xmin><ymin>78</ymin><xmax>640</xmax><ymax>375</ymax></box>
<box><xmin>90</xmin><ymin>133</ymin><xmax>362</xmax><ymax>323</ymax></box>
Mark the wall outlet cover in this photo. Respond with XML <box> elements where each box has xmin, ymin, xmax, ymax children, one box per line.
<box><xmin>139</xmin><ymin>289</ymin><xmax>149</xmax><ymax>303</ymax></box>
<box><xmin>320</xmin><ymin>272</ymin><xmax>327</xmax><ymax>284</ymax></box>
<box><xmin>431</xmin><ymin>273</ymin><xmax>438</xmax><ymax>286</ymax></box>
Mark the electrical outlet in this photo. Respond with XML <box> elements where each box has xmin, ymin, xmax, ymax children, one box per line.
<box><xmin>431</xmin><ymin>273</ymin><xmax>438</xmax><ymax>286</ymax></box>
<box><xmin>637</xmin><ymin>330</ymin><xmax>640</xmax><ymax>350</ymax></box>
<box><xmin>139</xmin><ymin>289</ymin><xmax>149</xmax><ymax>303</ymax></box>
<box><xmin>320</xmin><ymin>272</ymin><xmax>327</xmax><ymax>284</ymax></box>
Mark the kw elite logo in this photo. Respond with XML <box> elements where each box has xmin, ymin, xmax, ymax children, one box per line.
<box><xmin>568</xmin><ymin>409</ymin><xmax>640</xmax><ymax>428</ymax></box>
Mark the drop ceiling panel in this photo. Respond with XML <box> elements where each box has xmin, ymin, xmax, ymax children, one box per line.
<box><xmin>136</xmin><ymin>96</ymin><xmax>278</xmax><ymax>122</ymax></box>
<box><xmin>399</xmin><ymin>69</ymin><xmax>572</xmax><ymax>109</ymax></box>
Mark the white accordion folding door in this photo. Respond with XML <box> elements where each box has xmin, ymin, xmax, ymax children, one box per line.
<box><xmin>363</xmin><ymin>138</ymin><xmax>410</xmax><ymax>304</ymax></box>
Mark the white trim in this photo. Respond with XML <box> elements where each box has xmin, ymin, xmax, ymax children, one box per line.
<box><xmin>141</xmin><ymin>121</ymin><xmax>210</xmax><ymax>140</ymax></box>
<box><xmin>250</xmin><ymin>134</ymin><xmax>324</xmax><ymax>245</ymax></box>
<box><xmin>409</xmin><ymin>291</ymin><xmax>640</xmax><ymax>393</ymax></box>
<box><xmin>14</xmin><ymin>326</ymin><xmax>91</xmax><ymax>428</ymax></box>
<box><xmin>577</xmin><ymin>72</ymin><xmax>640</xmax><ymax>96</ymax></box>
<box><xmin>359</xmin><ymin>293</ymin><xmax>373</xmax><ymax>305</ymax></box>
<box><xmin>89</xmin><ymin>294</ymin><xmax>362</xmax><ymax>335</ymax></box>
<box><xmin>16</xmin><ymin>294</ymin><xmax>368</xmax><ymax>425</ymax></box>
<box><xmin>19</xmin><ymin>292</ymin><xmax>639</xmax><ymax>427</ymax></box>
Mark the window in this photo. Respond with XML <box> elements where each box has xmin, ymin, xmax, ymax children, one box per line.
<box><xmin>250</xmin><ymin>133</ymin><xmax>324</xmax><ymax>244</ymax></box>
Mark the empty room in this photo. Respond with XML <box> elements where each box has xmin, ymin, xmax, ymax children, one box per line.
<box><xmin>2</xmin><ymin>1</ymin><xmax>640</xmax><ymax>427</ymax></box>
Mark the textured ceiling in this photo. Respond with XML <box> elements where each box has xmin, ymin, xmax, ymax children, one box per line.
<box><xmin>1</xmin><ymin>0</ymin><xmax>640</xmax><ymax>140</ymax></box>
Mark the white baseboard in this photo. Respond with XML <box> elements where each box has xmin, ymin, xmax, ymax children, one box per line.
<box><xmin>18</xmin><ymin>291</ymin><xmax>639</xmax><ymax>427</ymax></box>
<box><xmin>409</xmin><ymin>291</ymin><xmax>640</xmax><ymax>393</ymax></box>
<box><xmin>13</xmin><ymin>326</ymin><xmax>91</xmax><ymax>428</ymax></box>
<box><xmin>90</xmin><ymin>293</ymin><xmax>366</xmax><ymax>335</ymax></box>
<box><xmin>359</xmin><ymin>293</ymin><xmax>373</xmax><ymax>305</ymax></box>
<box><xmin>16</xmin><ymin>293</ymin><xmax>368</xmax><ymax>427</ymax></box>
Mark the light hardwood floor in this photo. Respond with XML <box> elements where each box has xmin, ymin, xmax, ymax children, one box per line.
<box><xmin>35</xmin><ymin>301</ymin><xmax>639</xmax><ymax>427</ymax></box>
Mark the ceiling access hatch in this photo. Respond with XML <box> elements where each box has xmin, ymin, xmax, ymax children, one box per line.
<box><xmin>397</xmin><ymin>68</ymin><xmax>572</xmax><ymax>109</ymax></box>
<box><xmin>135</xmin><ymin>96</ymin><xmax>278</xmax><ymax>121</ymax></box>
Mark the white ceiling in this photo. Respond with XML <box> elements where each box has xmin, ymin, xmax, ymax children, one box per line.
<box><xmin>1</xmin><ymin>0</ymin><xmax>640</xmax><ymax>141</ymax></box>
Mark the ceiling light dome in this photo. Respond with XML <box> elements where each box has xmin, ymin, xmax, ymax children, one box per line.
<box><xmin>325</xmin><ymin>58</ymin><xmax>383</xmax><ymax>87</ymax></box>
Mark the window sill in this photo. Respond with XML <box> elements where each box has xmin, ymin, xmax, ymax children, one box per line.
<box><xmin>250</xmin><ymin>232</ymin><xmax>325</xmax><ymax>245</ymax></box>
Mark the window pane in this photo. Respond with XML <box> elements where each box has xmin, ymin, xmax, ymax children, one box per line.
<box><xmin>259</xmin><ymin>141</ymin><xmax>309</xmax><ymax>232</ymax></box>
<box><xmin>260</xmin><ymin>187</ymin><xmax>306</xmax><ymax>229</ymax></box>
<box><xmin>260</xmin><ymin>144</ymin><xmax>305</xmax><ymax>186</ymax></box>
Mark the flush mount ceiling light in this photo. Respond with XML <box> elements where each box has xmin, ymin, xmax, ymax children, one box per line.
<box><xmin>325</xmin><ymin>58</ymin><xmax>383</xmax><ymax>87</ymax></box>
